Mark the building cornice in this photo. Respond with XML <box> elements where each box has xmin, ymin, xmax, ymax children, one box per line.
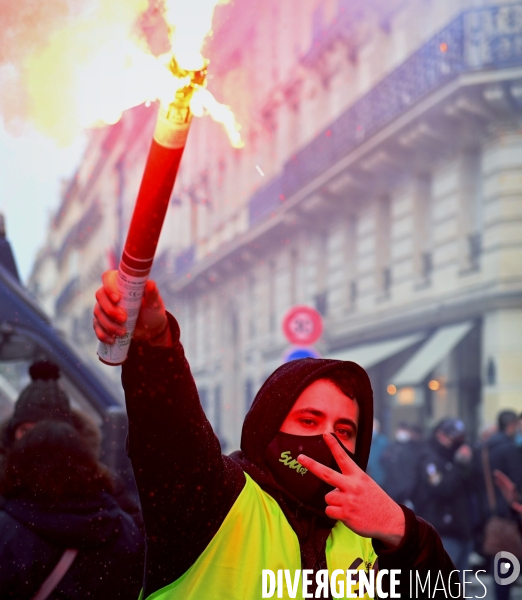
<box><xmin>162</xmin><ymin>66</ymin><xmax>522</xmax><ymax>297</ymax></box>
<box><xmin>324</xmin><ymin>285</ymin><xmax>522</xmax><ymax>351</ymax></box>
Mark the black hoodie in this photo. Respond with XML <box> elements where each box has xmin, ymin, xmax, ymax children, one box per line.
<box><xmin>122</xmin><ymin>313</ymin><xmax>457</xmax><ymax>599</ymax></box>
<box><xmin>0</xmin><ymin>492</ymin><xmax>143</xmax><ymax>599</ymax></box>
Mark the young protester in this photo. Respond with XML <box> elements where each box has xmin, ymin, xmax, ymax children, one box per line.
<box><xmin>93</xmin><ymin>271</ymin><xmax>457</xmax><ymax>599</ymax></box>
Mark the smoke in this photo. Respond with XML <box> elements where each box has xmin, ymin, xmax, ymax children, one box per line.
<box><xmin>0</xmin><ymin>0</ymin><xmax>151</xmax><ymax>143</ymax></box>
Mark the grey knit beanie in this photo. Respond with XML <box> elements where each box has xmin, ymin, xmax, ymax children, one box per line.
<box><xmin>4</xmin><ymin>361</ymin><xmax>72</xmax><ymax>446</ymax></box>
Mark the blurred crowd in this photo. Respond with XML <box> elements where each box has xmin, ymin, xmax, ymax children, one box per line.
<box><xmin>1</xmin><ymin>359</ymin><xmax>521</xmax><ymax>598</ymax></box>
<box><xmin>0</xmin><ymin>361</ymin><xmax>144</xmax><ymax>599</ymax></box>
<box><xmin>368</xmin><ymin>413</ymin><xmax>522</xmax><ymax>600</ymax></box>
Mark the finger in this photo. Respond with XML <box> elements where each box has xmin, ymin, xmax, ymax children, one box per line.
<box><xmin>297</xmin><ymin>454</ymin><xmax>346</xmax><ymax>490</ymax></box>
<box><xmin>93</xmin><ymin>319</ymin><xmax>116</xmax><ymax>345</ymax></box>
<box><xmin>323</xmin><ymin>433</ymin><xmax>358</xmax><ymax>476</ymax></box>
<box><xmin>102</xmin><ymin>270</ymin><xmax>120</xmax><ymax>303</ymax></box>
<box><xmin>512</xmin><ymin>501</ymin><xmax>522</xmax><ymax>513</ymax></box>
<box><xmin>324</xmin><ymin>489</ymin><xmax>344</xmax><ymax>506</ymax></box>
<box><xmin>143</xmin><ymin>280</ymin><xmax>162</xmax><ymax>308</ymax></box>
<box><xmin>95</xmin><ymin>287</ymin><xmax>127</xmax><ymax>323</ymax></box>
<box><xmin>324</xmin><ymin>505</ymin><xmax>346</xmax><ymax>521</ymax></box>
<box><xmin>94</xmin><ymin>304</ymin><xmax>126</xmax><ymax>337</ymax></box>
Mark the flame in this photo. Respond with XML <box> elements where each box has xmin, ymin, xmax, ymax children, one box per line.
<box><xmin>190</xmin><ymin>86</ymin><xmax>244</xmax><ymax>149</ymax></box>
<box><xmin>5</xmin><ymin>0</ymin><xmax>242</xmax><ymax>147</ymax></box>
<box><xmin>161</xmin><ymin>0</ymin><xmax>243</xmax><ymax>147</ymax></box>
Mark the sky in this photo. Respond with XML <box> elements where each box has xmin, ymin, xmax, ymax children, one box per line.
<box><xmin>0</xmin><ymin>123</ymin><xmax>87</xmax><ymax>282</ymax></box>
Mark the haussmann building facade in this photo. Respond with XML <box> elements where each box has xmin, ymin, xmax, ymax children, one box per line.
<box><xmin>30</xmin><ymin>0</ymin><xmax>522</xmax><ymax>450</ymax></box>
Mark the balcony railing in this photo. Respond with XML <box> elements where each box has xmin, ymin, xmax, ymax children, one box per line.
<box><xmin>249</xmin><ymin>3</ymin><xmax>522</xmax><ymax>226</ymax></box>
<box><xmin>248</xmin><ymin>175</ymin><xmax>285</xmax><ymax>225</ymax></box>
<box><xmin>150</xmin><ymin>249</ymin><xmax>171</xmax><ymax>280</ymax></box>
<box><xmin>55</xmin><ymin>277</ymin><xmax>80</xmax><ymax>315</ymax></box>
<box><xmin>174</xmin><ymin>245</ymin><xmax>196</xmax><ymax>277</ymax></box>
<box><xmin>56</xmin><ymin>201</ymin><xmax>103</xmax><ymax>266</ymax></box>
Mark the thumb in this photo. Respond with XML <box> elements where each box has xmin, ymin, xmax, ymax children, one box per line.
<box><xmin>143</xmin><ymin>280</ymin><xmax>162</xmax><ymax>309</ymax></box>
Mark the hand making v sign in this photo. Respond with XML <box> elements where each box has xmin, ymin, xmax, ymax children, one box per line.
<box><xmin>298</xmin><ymin>432</ymin><xmax>406</xmax><ymax>548</ymax></box>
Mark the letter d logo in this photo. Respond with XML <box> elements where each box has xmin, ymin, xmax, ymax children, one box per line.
<box><xmin>494</xmin><ymin>552</ymin><xmax>520</xmax><ymax>586</ymax></box>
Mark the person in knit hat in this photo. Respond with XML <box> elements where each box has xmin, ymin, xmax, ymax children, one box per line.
<box><xmin>3</xmin><ymin>360</ymin><xmax>73</xmax><ymax>447</ymax></box>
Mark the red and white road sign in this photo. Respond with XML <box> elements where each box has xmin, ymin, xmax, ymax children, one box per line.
<box><xmin>282</xmin><ymin>305</ymin><xmax>323</xmax><ymax>346</ymax></box>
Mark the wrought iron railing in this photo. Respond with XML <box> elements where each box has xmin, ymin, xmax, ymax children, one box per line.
<box><xmin>150</xmin><ymin>249</ymin><xmax>171</xmax><ymax>280</ymax></box>
<box><xmin>248</xmin><ymin>175</ymin><xmax>285</xmax><ymax>225</ymax></box>
<box><xmin>248</xmin><ymin>3</ymin><xmax>522</xmax><ymax>226</ymax></box>
<box><xmin>56</xmin><ymin>201</ymin><xmax>103</xmax><ymax>266</ymax></box>
<box><xmin>174</xmin><ymin>245</ymin><xmax>196</xmax><ymax>276</ymax></box>
<box><xmin>55</xmin><ymin>277</ymin><xmax>80</xmax><ymax>315</ymax></box>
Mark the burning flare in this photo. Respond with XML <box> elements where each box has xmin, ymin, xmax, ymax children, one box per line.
<box><xmin>158</xmin><ymin>0</ymin><xmax>244</xmax><ymax>147</ymax></box>
<box><xmin>1</xmin><ymin>0</ymin><xmax>243</xmax><ymax>147</ymax></box>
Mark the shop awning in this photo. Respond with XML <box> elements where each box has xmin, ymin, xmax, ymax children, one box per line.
<box><xmin>391</xmin><ymin>321</ymin><xmax>474</xmax><ymax>387</ymax></box>
<box><xmin>326</xmin><ymin>333</ymin><xmax>425</xmax><ymax>369</ymax></box>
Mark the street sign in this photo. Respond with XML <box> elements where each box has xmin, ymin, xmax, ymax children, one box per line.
<box><xmin>283</xmin><ymin>347</ymin><xmax>321</xmax><ymax>363</ymax></box>
<box><xmin>282</xmin><ymin>305</ymin><xmax>323</xmax><ymax>346</ymax></box>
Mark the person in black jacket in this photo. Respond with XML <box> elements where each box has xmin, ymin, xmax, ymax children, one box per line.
<box><xmin>0</xmin><ymin>360</ymin><xmax>143</xmax><ymax>532</ymax></box>
<box><xmin>93</xmin><ymin>271</ymin><xmax>459</xmax><ymax>599</ymax></box>
<box><xmin>1</xmin><ymin>360</ymin><xmax>74</xmax><ymax>448</ymax></box>
<box><xmin>413</xmin><ymin>418</ymin><xmax>474</xmax><ymax>574</ymax></box>
<box><xmin>480</xmin><ymin>410</ymin><xmax>522</xmax><ymax>600</ymax></box>
<box><xmin>381</xmin><ymin>422</ymin><xmax>424</xmax><ymax>507</ymax></box>
<box><xmin>0</xmin><ymin>420</ymin><xmax>144</xmax><ymax>599</ymax></box>
<box><xmin>485</xmin><ymin>410</ymin><xmax>522</xmax><ymax>519</ymax></box>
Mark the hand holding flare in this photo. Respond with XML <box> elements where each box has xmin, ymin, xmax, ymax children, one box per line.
<box><xmin>297</xmin><ymin>433</ymin><xmax>406</xmax><ymax>548</ymax></box>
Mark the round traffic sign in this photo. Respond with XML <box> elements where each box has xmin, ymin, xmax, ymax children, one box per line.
<box><xmin>282</xmin><ymin>305</ymin><xmax>323</xmax><ymax>346</ymax></box>
<box><xmin>283</xmin><ymin>346</ymin><xmax>321</xmax><ymax>363</ymax></box>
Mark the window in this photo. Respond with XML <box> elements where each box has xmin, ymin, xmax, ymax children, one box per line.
<box><xmin>214</xmin><ymin>385</ymin><xmax>222</xmax><ymax>436</ymax></box>
<box><xmin>413</xmin><ymin>174</ymin><xmax>433</xmax><ymax>285</ymax></box>
<box><xmin>312</xmin><ymin>3</ymin><xmax>325</xmax><ymax>40</ymax></box>
<box><xmin>245</xmin><ymin>379</ymin><xmax>255</xmax><ymax>412</ymax></box>
<box><xmin>345</xmin><ymin>215</ymin><xmax>358</xmax><ymax>310</ymax></box>
<box><xmin>290</xmin><ymin>248</ymin><xmax>299</xmax><ymax>306</ymax></box>
<box><xmin>459</xmin><ymin>150</ymin><xmax>483</xmax><ymax>272</ymax></box>
<box><xmin>314</xmin><ymin>291</ymin><xmax>328</xmax><ymax>316</ymax></box>
<box><xmin>268</xmin><ymin>261</ymin><xmax>276</xmax><ymax>332</ymax></box>
<box><xmin>315</xmin><ymin>231</ymin><xmax>328</xmax><ymax>313</ymax></box>
<box><xmin>248</xmin><ymin>276</ymin><xmax>257</xmax><ymax>339</ymax></box>
<box><xmin>349</xmin><ymin>280</ymin><xmax>358</xmax><ymax>306</ymax></box>
<box><xmin>199</xmin><ymin>387</ymin><xmax>209</xmax><ymax>412</ymax></box>
<box><xmin>375</xmin><ymin>196</ymin><xmax>392</xmax><ymax>296</ymax></box>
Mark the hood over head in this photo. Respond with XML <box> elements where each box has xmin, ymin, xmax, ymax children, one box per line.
<box><xmin>230</xmin><ymin>358</ymin><xmax>373</xmax><ymax>554</ymax></box>
<box><xmin>231</xmin><ymin>358</ymin><xmax>373</xmax><ymax>539</ymax></box>
<box><xmin>235</xmin><ymin>358</ymin><xmax>373</xmax><ymax>487</ymax></box>
<box><xmin>240</xmin><ymin>357</ymin><xmax>373</xmax><ymax>475</ymax></box>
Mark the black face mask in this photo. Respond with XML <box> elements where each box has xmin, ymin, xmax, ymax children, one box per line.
<box><xmin>264</xmin><ymin>431</ymin><xmax>355</xmax><ymax>510</ymax></box>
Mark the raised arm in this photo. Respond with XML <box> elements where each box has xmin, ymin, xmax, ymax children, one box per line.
<box><xmin>94</xmin><ymin>271</ymin><xmax>245</xmax><ymax>596</ymax></box>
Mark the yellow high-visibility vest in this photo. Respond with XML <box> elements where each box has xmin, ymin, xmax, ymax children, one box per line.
<box><xmin>142</xmin><ymin>473</ymin><xmax>376</xmax><ymax>599</ymax></box>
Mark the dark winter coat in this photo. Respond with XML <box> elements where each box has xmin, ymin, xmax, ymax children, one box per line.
<box><xmin>0</xmin><ymin>492</ymin><xmax>144</xmax><ymax>599</ymax></box>
<box><xmin>483</xmin><ymin>432</ymin><xmax>522</xmax><ymax>518</ymax></box>
<box><xmin>381</xmin><ymin>439</ymin><xmax>424</xmax><ymax>504</ymax></box>
<box><xmin>367</xmin><ymin>431</ymin><xmax>388</xmax><ymax>486</ymax></box>
<box><xmin>122</xmin><ymin>313</ymin><xmax>457</xmax><ymax>599</ymax></box>
<box><xmin>413</xmin><ymin>438</ymin><xmax>473</xmax><ymax>541</ymax></box>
